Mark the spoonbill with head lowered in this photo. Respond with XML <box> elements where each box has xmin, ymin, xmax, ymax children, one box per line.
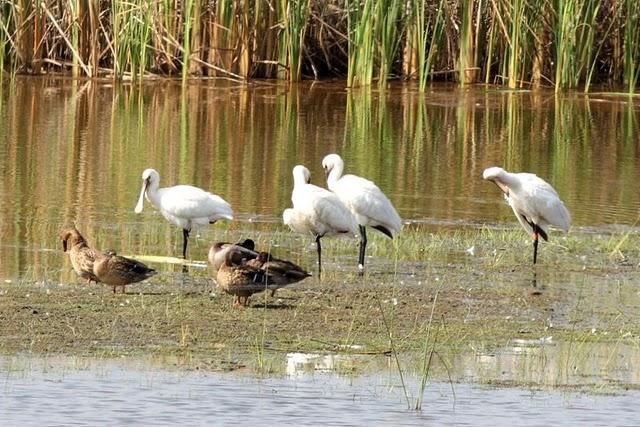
<box><xmin>322</xmin><ymin>154</ymin><xmax>402</xmax><ymax>275</ymax></box>
<box><xmin>483</xmin><ymin>166</ymin><xmax>571</xmax><ymax>264</ymax></box>
<box><xmin>134</xmin><ymin>168</ymin><xmax>233</xmax><ymax>259</ymax></box>
<box><xmin>283</xmin><ymin>165</ymin><xmax>358</xmax><ymax>278</ymax></box>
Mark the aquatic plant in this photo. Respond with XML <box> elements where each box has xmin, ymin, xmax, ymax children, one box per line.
<box><xmin>0</xmin><ymin>0</ymin><xmax>638</xmax><ymax>90</ymax></box>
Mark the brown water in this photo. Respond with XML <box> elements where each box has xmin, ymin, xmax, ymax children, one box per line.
<box><xmin>1</xmin><ymin>77</ymin><xmax>639</xmax><ymax>279</ymax></box>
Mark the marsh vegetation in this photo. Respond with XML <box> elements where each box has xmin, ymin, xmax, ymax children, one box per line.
<box><xmin>1</xmin><ymin>1</ymin><xmax>640</xmax><ymax>92</ymax></box>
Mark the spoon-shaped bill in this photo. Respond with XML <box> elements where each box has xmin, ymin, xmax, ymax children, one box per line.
<box><xmin>134</xmin><ymin>180</ymin><xmax>148</xmax><ymax>213</ymax></box>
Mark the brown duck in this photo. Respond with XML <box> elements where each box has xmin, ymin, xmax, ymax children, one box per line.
<box><xmin>246</xmin><ymin>251</ymin><xmax>311</xmax><ymax>295</ymax></box>
<box><xmin>208</xmin><ymin>239</ymin><xmax>258</xmax><ymax>271</ymax></box>
<box><xmin>216</xmin><ymin>248</ymin><xmax>287</xmax><ymax>308</ymax></box>
<box><xmin>209</xmin><ymin>239</ymin><xmax>310</xmax><ymax>299</ymax></box>
<box><xmin>93</xmin><ymin>250</ymin><xmax>157</xmax><ymax>294</ymax></box>
<box><xmin>60</xmin><ymin>225</ymin><xmax>101</xmax><ymax>284</ymax></box>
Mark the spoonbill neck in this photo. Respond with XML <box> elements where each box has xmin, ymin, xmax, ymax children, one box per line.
<box><xmin>489</xmin><ymin>169</ymin><xmax>521</xmax><ymax>191</ymax></box>
<box><xmin>144</xmin><ymin>181</ymin><xmax>162</xmax><ymax>207</ymax></box>
<box><xmin>292</xmin><ymin>167</ymin><xmax>310</xmax><ymax>188</ymax></box>
<box><xmin>326</xmin><ymin>162</ymin><xmax>344</xmax><ymax>190</ymax></box>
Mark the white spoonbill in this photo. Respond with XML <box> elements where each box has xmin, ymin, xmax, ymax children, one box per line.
<box><xmin>134</xmin><ymin>168</ymin><xmax>233</xmax><ymax>259</ymax></box>
<box><xmin>483</xmin><ymin>166</ymin><xmax>571</xmax><ymax>264</ymax></box>
<box><xmin>322</xmin><ymin>154</ymin><xmax>402</xmax><ymax>274</ymax></box>
<box><xmin>283</xmin><ymin>165</ymin><xmax>357</xmax><ymax>277</ymax></box>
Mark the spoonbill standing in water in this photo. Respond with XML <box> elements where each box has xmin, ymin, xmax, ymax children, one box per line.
<box><xmin>134</xmin><ymin>168</ymin><xmax>233</xmax><ymax>259</ymax></box>
<box><xmin>483</xmin><ymin>166</ymin><xmax>571</xmax><ymax>264</ymax></box>
<box><xmin>283</xmin><ymin>165</ymin><xmax>357</xmax><ymax>278</ymax></box>
<box><xmin>322</xmin><ymin>154</ymin><xmax>402</xmax><ymax>275</ymax></box>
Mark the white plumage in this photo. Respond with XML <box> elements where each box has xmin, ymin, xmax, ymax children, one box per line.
<box><xmin>283</xmin><ymin>165</ymin><xmax>357</xmax><ymax>277</ymax></box>
<box><xmin>483</xmin><ymin>166</ymin><xmax>571</xmax><ymax>264</ymax></box>
<box><xmin>134</xmin><ymin>168</ymin><xmax>233</xmax><ymax>259</ymax></box>
<box><xmin>322</xmin><ymin>154</ymin><xmax>402</xmax><ymax>273</ymax></box>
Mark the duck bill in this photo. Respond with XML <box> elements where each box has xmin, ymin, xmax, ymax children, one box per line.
<box><xmin>134</xmin><ymin>179</ymin><xmax>148</xmax><ymax>213</ymax></box>
<box><xmin>62</xmin><ymin>239</ymin><xmax>67</xmax><ymax>252</ymax></box>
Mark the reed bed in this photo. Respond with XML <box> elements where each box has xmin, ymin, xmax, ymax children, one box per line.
<box><xmin>1</xmin><ymin>0</ymin><xmax>639</xmax><ymax>91</ymax></box>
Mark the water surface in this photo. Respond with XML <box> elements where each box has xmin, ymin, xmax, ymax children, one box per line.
<box><xmin>2</xmin><ymin>352</ymin><xmax>640</xmax><ymax>426</ymax></box>
<box><xmin>1</xmin><ymin>78</ymin><xmax>639</xmax><ymax>279</ymax></box>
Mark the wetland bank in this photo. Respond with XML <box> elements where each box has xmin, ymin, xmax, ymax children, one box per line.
<box><xmin>1</xmin><ymin>77</ymin><xmax>640</xmax><ymax>402</ymax></box>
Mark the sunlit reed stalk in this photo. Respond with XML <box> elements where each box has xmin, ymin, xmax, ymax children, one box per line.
<box><xmin>182</xmin><ymin>0</ymin><xmax>194</xmax><ymax>82</ymax></box>
<box><xmin>278</xmin><ymin>0</ymin><xmax>310</xmax><ymax>81</ymax></box>
<box><xmin>71</xmin><ymin>0</ymin><xmax>80</xmax><ymax>78</ymax></box>
<box><xmin>0</xmin><ymin>2</ymin><xmax>11</xmax><ymax>74</ymax></box>
<box><xmin>623</xmin><ymin>0</ymin><xmax>640</xmax><ymax>93</ymax></box>
<box><xmin>423</xmin><ymin>0</ymin><xmax>446</xmax><ymax>89</ymax></box>
<box><xmin>405</xmin><ymin>0</ymin><xmax>435</xmax><ymax>90</ymax></box>
<box><xmin>458</xmin><ymin>0</ymin><xmax>476</xmax><ymax>85</ymax></box>
<box><xmin>346</xmin><ymin>0</ymin><xmax>375</xmax><ymax>87</ymax></box>
<box><xmin>375</xmin><ymin>0</ymin><xmax>402</xmax><ymax>88</ymax></box>
<box><xmin>211</xmin><ymin>0</ymin><xmax>234</xmax><ymax>75</ymax></box>
<box><xmin>506</xmin><ymin>0</ymin><xmax>525</xmax><ymax>88</ymax></box>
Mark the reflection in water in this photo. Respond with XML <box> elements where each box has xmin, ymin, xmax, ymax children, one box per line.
<box><xmin>289</xmin><ymin>337</ymin><xmax>640</xmax><ymax>390</ymax></box>
<box><xmin>2</xmin><ymin>348</ymin><xmax>640</xmax><ymax>425</ymax></box>
<box><xmin>530</xmin><ymin>269</ymin><xmax>541</xmax><ymax>292</ymax></box>
<box><xmin>1</xmin><ymin>78</ymin><xmax>639</xmax><ymax>280</ymax></box>
<box><xmin>286</xmin><ymin>352</ymin><xmax>365</xmax><ymax>377</ymax></box>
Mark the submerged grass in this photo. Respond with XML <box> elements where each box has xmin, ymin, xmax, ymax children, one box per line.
<box><xmin>2</xmin><ymin>226</ymin><xmax>639</xmax><ymax>366</ymax></box>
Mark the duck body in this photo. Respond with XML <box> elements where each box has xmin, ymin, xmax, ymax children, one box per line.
<box><xmin>216</xmin><ymin>249</ymin><xmax>278</xmax><ymax>307</ymax></box>
<box><xmin>60</xmin><ymin>225</ymin><xmax>101</xmax><ymax>283</ymax></box>
<box><xmin>93</xmin><ymin>251</ymin><xmax>157</xmax><ymax>293</ymax></box>
<box><xmin>246</xmin><ymin>252</ymin><xmax>311</xmax><ymax>287</ymax></box>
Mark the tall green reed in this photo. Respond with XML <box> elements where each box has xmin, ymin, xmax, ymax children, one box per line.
<box><xmin>554</xmin><ymin>0</ymin><xmax>600</xmax><ymax>91</ymax></box>
<box><xmin>346</xmin><ymin>0</ymin><xmax>375</xmax><ymax>86</ymax></box>
<box><xmin>375</xmin><ymin>0</ymin><xmax>402</xmax><ymax>88</ymax></box>
<box><xmin>278</xmin><ymin>0</ymin><xmax>310</xmax><ymax>81</ymax></box>
<box><xmin>112</xmin><ymin>0</ymin><xmax>152</xmax><ymax>80</ymax></box>
<box><xmin>405</xmin><ymin>0</ymin><xmax>446</xmax><ymax>90</ymax></box>
<box><xmin>458</xmin><ymin>0</ymin><xmax>477</xmax><ymax>84</ymax></box>
<box><xmin>623</xmin><ymin>0</ymin><xmax>640</xmax><ymax>92</ymax></box>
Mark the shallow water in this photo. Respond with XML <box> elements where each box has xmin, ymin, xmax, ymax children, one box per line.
<box><xmin>1</xmin><ymin>79</ymin><xmax>639</xmax><ymax>421</ymax></box>
<box><xmin>1</xmin><ymin>78</ymin><xmax>640</xmax><ymax>279</ymax></box>
<box><xmin>2</xmin><ymin>352</ymin><xmax>640</xmax><ymax>426</ymax></box>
